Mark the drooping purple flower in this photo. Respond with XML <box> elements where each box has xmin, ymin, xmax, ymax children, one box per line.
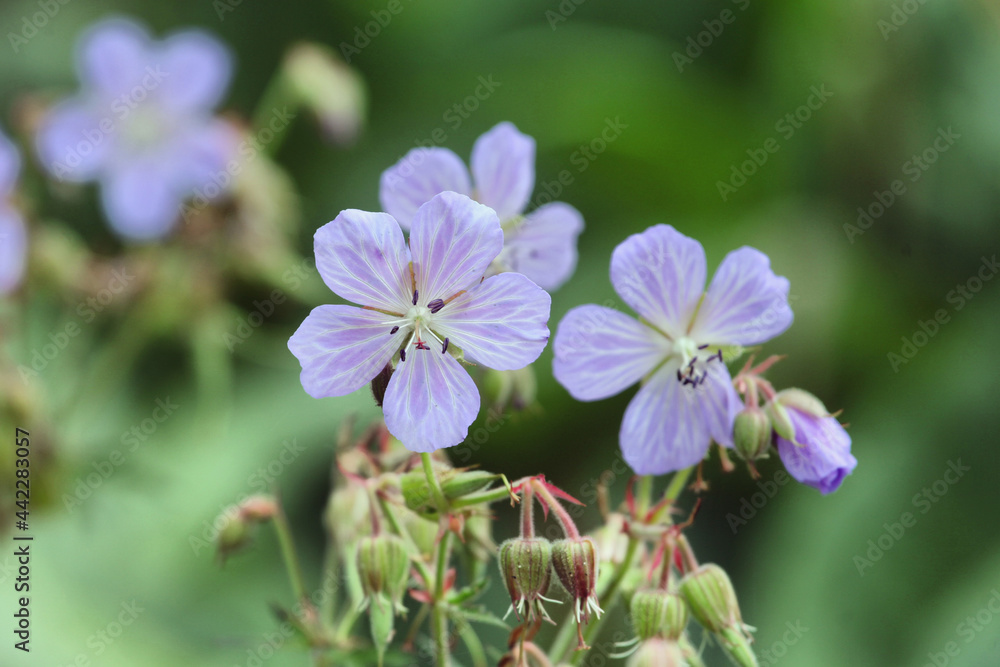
<box><xmin>552</xmin><ymin>224</ymin><xmax>793</xmax><ymax>475</ymax></box>
<box><xmin>0</xmin><ymin>128</ymin><xmax>27</xmax><ymax>295</ymax></box>
<box><xmin>35</xmin><ymin>17</ymin><xmax>236</xmax><ymax>240</ymax></box>
<box><xmin>776</xmin><ymin>408</ymin><xmax>856</xmax><ymax>494</ymax></box>
<box><xmin>379</xmin><ymin>122</ymin><xmax>583</xmax><ymax>291</ymax></box>
<box><xmin>289</xmin><ymin>191</ymin><xmax>551</xmax><ymax>453</ymax></box>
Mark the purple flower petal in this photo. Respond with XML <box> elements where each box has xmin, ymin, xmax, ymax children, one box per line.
<box><xmin>379</xmin><ymin>148</ymin><xmax>471</xmax><ymax>230</ymax></box>
<box><xmin>157</xmin><ymin>30</ymin><xmax>232</xmax><ymax>112</ymax></box>
<box><xmin>433</xmin><ymin>272</ymin><xmax>551</xmax><ymax>371</ymax></box>
<box><xmin>35</xmin><ymin>101</ymin><xmax>113</xmax><ymax>182</ymax></box>
<box><xmin>777</xmin><ymin>408</ymin><xmax>856</xmax><ymax>494</ymax></box>
<box><xmin>408</xmin><ymin>192</ymin><xmax>503</xmax><ymax>302</ymax></box>
<box><xmin>76</xmin><ymin>18</ymin><xmax>151</xmax><ymax>96</ymax></box>
<box><xmin>288</xmin><ymin>304</ymin><xmax>404</xmax><ymax>398</ymax></box>
<box><xmin>382</xmin><ymin>346</ymin><xmax>480</xmax><ymax>453</ymax></box>
<box><xmin>619</xmin><ymin>361</ymin><xmax>738</xmax><ymax>475</ymax></box>
<box><xmin>692</xmin><ymin>247</ymin><xmax>792</xmax><ymax>346</ymax></box>
<box><xmin>0</xmin><ymin>131</ymin><xmax>21</xmax><ymax>196</ymax></box>
<box><xmin>697</xmin><ymin>362</ymin><xmax>742</xmax><ymax>448</ymax></box>
<box><xmin>314</xmin><ymin>209</ymin><xmax>413</xmax><ymax>313</ymax></box>
<box><xmin>169</xmin><ymin>118</ymin><xmax>239</xmax><ymax>190</ymax></box>
<box><xmin>610</xmin><ymin>224</ymin><xmax>706</xmax><ymax>339</ymax></box>
<box><xmin>0</xmin><ymin>207</ymin><xmax>27</xmax><ymax>295</ymax></box>
<box><xmin>500</xmin><ymin>201</ymin><xmax>583</xmax><ymax>291</ymax></box>
<box><xmin>100</xmin><ymin>159</ymin><xmax>182</xmax><ymax>240</ymax></box>
<box><xmin>553</xmin><ymin>305</ymin><xmax>668</xmax><ymax>401</ymax></box>
<box><xmin>470</xmin><ymin>122</ymin><xmax>535</xmax><ymax>221</ymax></box>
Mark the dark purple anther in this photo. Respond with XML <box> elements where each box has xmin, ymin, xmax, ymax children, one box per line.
<box><xmin>412</xmin><ymin>289</ymin><xmax>419</xmax><ymax>306</ymax></box>
<box><xmin>442</xmin><ymin>337</ymin><xmax>449</xmax><ymax>354</ymax></box>
<box><xmin>428</xmin><ymin>298</ymin><xmax>445</xmax><ymax>313</ymax></box>
<box><xmin>390</xmin><ymin>326</ymin><xmax>399</xmax><ymax>335</ymax></box>
<box><xmin>698</xmin><ymin>343</ymin><xmax>709</xmax><ymax>350</ymax></box>
<box><xmin>399</xmin><ymin>349</ymin><xmax>406</xmax><ymax>362</ymax></box>
<box><xmin>676</xmin><ymin>369</ymin><xmax>683</xmax><ymax>381</ymax></box>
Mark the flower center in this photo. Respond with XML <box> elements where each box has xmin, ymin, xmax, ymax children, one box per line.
<box><xmin>120</xmin><ymin>106</ymin><xmax>171</xmax><ymax>154</ymax></box>
<box><xmin>387</xmin><ymin>291</ymin><xmax>451</xmax><ymax>361</ymax></box>
<box><xmin>673</xmin><ymin>336</ymin><xmax>723</xmax><ymax>387</ymax></box>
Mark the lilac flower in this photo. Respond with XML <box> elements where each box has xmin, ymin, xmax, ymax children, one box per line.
<box><xmin>288</xmin><ymin>192</ymin><xmax>551</xmax><ymax>453</ymax></box>
<box><xmin>552</xmin><ymin>224</ymin><xmax>792</xmax><ymax>475</ymax></box>
<box><xmin>776</xmin><ymin>407</ymin><xmax>857</xmax><ymax>494</ymax></box>
<box><xmin>0</xmin><ymin>129</ymin><xmax>27</xmax><ymax>295</ymax></box>
<box><xmin>35</xmin><ymin>17</ymin><xmax>236</xmax><ymax>240</ymax></box>
<box><xmin>379</xmin><ymin>122</ymin><xmax>583</xmax><ymax>291</ymax></box>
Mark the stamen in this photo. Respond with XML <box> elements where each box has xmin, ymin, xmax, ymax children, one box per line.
<box><xmin>399</xmin><ymin>349</ymin><xmax>406</xmax><ymax>362</ymax></box>
<box><xmin>676</xmin><ymin>369</ymin><xmax>683</xmax><ymax>381</ymax></box>
<box><xmin>441</xmin><ymin>337</ymin><xmax>449</xmax><ymax>354</ymax></box>
<box><xmin>416</xmin><ymin>340</ymin><xmax>430</xmax><ymax>350</ymax></box>
<box><xmin>389</xmin><ymin>326</ymin><xmax>399</xmax><ymax>335</ymax></box>
<box><xmin>428</xmin><ymin>298</ymin><xmax>445</xmax><ymax>313</ymax></box>
<box><xmin>711</xmin><ymin>349</ymin><xmax>723</xmax><ymax>363</ymax></box>
<box><xmin>698</xmin><ymin>343</ymin><xmax>709</xmax><ymax>350</ymax></box>
<box><xmin>412</xmin><ymin>289</ymin><xmax>419</xmax><ymax>306</ymax></box>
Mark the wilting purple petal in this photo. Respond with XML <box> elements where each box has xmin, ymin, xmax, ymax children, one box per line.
<box><xmin>408</xmin><ymin>192</ymin><xmax>502</xmax><ymax>301</ymax></box>
<box><xmin>289</xmin><ymin>305</ymin><xmax>405</xmax><ymax>399</ymax></box>
<box><xmin>100</xmin><ymin>159</ymin><xmax>181</xmax><ymax>240</ymax></box>
<box><xmin>500</xmin><ymin>202</ymin><xmax>583</xmax><ymax>291</ymax></box>
<box><xmin>0</xmin><ymin>207</ymin><xmax>27</xmax><ymax>295</ymax></box>
<box><xmin>470</xmin><ymin>122</ymin><xmax>535</xmax><ymax>221</ymax></box>
<box><xmin>0</xmin><ymin>131</ymin><xmax>20</xmax><ymax>196</ymax></box>
<box><xmin>35</xmin><ymin>101</ymin><xmax>113</xmax><ymax>182</ymax></box>
<box><xmin>553</xmin><ymin>305</ymin><xmax>668</xmax><ymax>401</ymax></box>
<box><xmin>777</xmin><ymin>408</ymin><xmax>856</xmax><ymax>494</ymax></box>
<box><xmin>382</xmin><ymin>347</ymin><xmax>480</xmax><ymax>452</ymax></box>
<box><xmin>619</xmin><ymin>359</ymin><xmax>738</xmax><ymax>475</ymax></box>
<box><xmin>610</xmin><ymin>225</ymin><xmax>706</xmax><ymax>339</ymax></box>
<box><xmin>692</xmin><ymin>247</ymin><xmax>792</xmax><ymax>346</ymax></box>
<box><xmin>157</xmin><ymin>30</ymin><xmax>232</xmax><ymax>112</ymax></box>
<box><xmin>433</xmin><ymin>273</ymin><xmax>550</xmax><ymax>371</ymax></box>
<box><xmin>314</xmin><ymin>210</ymin><xmax>413</xmax><ymax>312</ymax></box>
<box><xmin>379</xmin><ymin>148</ymin><xmax>471</xmax><ymax>230</ymax></box>
<box><xmin>76</xmin><ymin>18</ymin><xmax>151</xmax><ymax>96</ymax></box>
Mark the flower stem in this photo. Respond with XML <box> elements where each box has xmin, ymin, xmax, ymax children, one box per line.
<box><xmin>421</xmin><ymin>452</ymin><xmax>449</xmax><ymax>514</ymax></box>
<box><xmin>272</xmin><ymin>497</ymin><xmax>310</xmax><ymax>609</ymax></box>
<box><xmin>530</xmin><ymin>479</ymin><xmax>581</xmax><ymax>540</ymax></box>
<box><xmin>432</xmin><ymin>530</ymin><xmax>454</xmax><ymax>667</ymax></box>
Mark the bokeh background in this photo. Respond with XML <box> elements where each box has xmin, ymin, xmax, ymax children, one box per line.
<box><xmin>2</xmin><ymin>0</ymin><xmax>1000</xmax><ymax>665</ymax></box>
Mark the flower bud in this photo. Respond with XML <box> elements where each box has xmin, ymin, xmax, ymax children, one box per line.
<box><xmin>499</xmin><ymin>537</ymin><xmax>553</xmax><ymax>622</ymax></box>
<box><xmin>626</xmin><ymin>638</ymin><xmax>686</xmax><ymax>667</ymax></box>
<box><xmin>356</xmin><ymin>534</ymin><xmax>411</xmax><ymax>612</ymax></box>
<box><xmin>775</xmin><ymin>387</ymin><xmax>828</xmax><ymax>417</ymax></box>
<box><xmin>215</xmin><ymin>506</ymin><xmax>250</xmax><ymax>562</ymax></box>
<box><xmin>679</xmin><ymin>564</ymin><xmax>742</xmax><ymax>634</ymax></box>
<box><xmin>484</xmin><ymin>367</ymin><xmax>537</xmax><ymax>412</ymax></box>
<box><xmin>630</xmin><ymin>590</ymin><xmax>689</xmax><ymax>641</ymax></box>
<box><xmin>733</xmin><ymin>406</ymin><xmax>772</xmax><ymax>461</ymax></box>
<box><xmin>718</xmin><ymin>626</ymin><xmax>759</xmax><ymax>667</ymax></box>
<box><xmin>764</xmin><ymin>400</ymin><xmax>795</xmax><ymax>442</ymax></box>
<box><xmin>400</xmin><ymin>468</ymin><xmax>497</xmax><ymax>512</ymax></box>
<box><xmin>283</xmin><ymin>42</ymin><xmax>365</xmax><ymax>145</ymax></box>
<box><xmin>552</xmin><ymin>537</ymin><xmax>603</xmax><ymax>624</ymax></box>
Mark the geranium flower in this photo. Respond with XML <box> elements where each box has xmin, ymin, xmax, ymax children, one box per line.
<box><xmin>0</xmin><ymin>128</ymin><xmax>26</xmax><ymax>295</ymax></box>
<box><xmin>379</xmin><ymin>122</ymin><xmax>583</xmax><ymax>291</ymax></box>
<box><xmin>776</xmin><ymin>405</ymin><xmax>857</xmax><ymax>494</ymax></box>
<box><xmin>553</xmin><ymin>224</ymin><xmax>792</xmax><ymax>475</ymax></box>
<box><xmin>35</xmin><ymin>17</ymin><xmax>236</xmax><ymax>240</ymax></box>
<box><xmin>288</xmin><ymin>192</ymin><xmax>551</xmax><ymax>453</ymax></box>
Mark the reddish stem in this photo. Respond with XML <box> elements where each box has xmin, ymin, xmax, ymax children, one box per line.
<box><xmin>531</xmin><ymin>479</ymin><xmax>581</xmax><ymax>541</ymax></box>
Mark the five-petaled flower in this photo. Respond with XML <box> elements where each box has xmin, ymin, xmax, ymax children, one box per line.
<box><xmin>0</xmin><ymin>127</ymin><xmax>27</xmax><ymax>295</ymax></box>
<box><xmin>289</xmin><ymin>191</ymin><xmax>551</xmax><ymax>453</ymax></box>
<box><xmin>35</xmin><ymin>17</ymin><xmax>236</xmax><ymax>240</ymax></box>
<box><xmin>552</xmin><ymin>224</ymin><xmax>793</xmax><ymax>475</ymax></box>
<box><xmin>776</xmin><ymin>407</ymin><xmax>857</xmax><ymax>494</ymax></box>
<box><xmin>379</xmin><ymin>122</ymin><xmax>584</xmax><ymax>291</ymax></box>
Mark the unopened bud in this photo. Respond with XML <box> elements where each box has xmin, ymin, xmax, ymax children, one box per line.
<box><xmin>283</xmin><ymin>42</ymin><xmax>366</xmax><ymax>144</ymax></box>
<box><xmin>626</xmin><ymin>638</ymin><xmax>686</xmax><ymax>667</ymax></box>
<box><xmin>630</xmin><ymin>590</ymin><xmax>689</xmax><ymax>641</ymax></box>
<box><xmin>484</xmin><ymin>367</ymin><xmax>537</xmax><ymax>412</ymax></box>
<box><xmin>733</xmin><ymin>406</ymin><xmax>772</xmax><ymax>461</ymax></box>
<box><xmin>356</xmin><ymin>534</ymin><xmax>411</xmax><ymax>611</ymax></box>
<box><xmin>552</xmin><ymin>537</ymin><xmax>602</xmax><ymax>624</ymax></box>
<box><xmin>765</xmin><ymin>400</ymin><xmax>795</xmax><ymax>442</ymax></box>
<box><xmin>401</xmin><ymin>468</ymin><xmax>497</xmax><ymax>512</ymax></box>
<box><xmin>679</xmin><ymin>564</ymin><xmax>742</xmax><ymax>634</ymax></box>
<box><xmin>775</xmin><ymin>387</ymin><xmax>828</xmax><ymax>417</ymax></box>
<box><xmin>499</xmin><ymin>538</ymin><xmax>553</xmax><ymax>622</ymax></box>
<box><xmin>239</xmin><ymin>495</ymin><xmax>278</xmax><ymax>521</ymax></box>
<box><xmin>718</xmin><ymin>626</ymin><xmax>759</xmax><ymax>667</ymax></box>
<box><xmin>215</xmin><ymin>507</ymin><xmax>250</xmax><ymax>562</ymax></box>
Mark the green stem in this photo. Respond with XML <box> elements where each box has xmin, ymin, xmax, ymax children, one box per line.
<box><xmin>421</xmin><ymin>453</ymin><xmax>449</xmax><ymax>513</ymax></box>
<box><xmin>651</xmin><ymin>466</ymin><xmax>695</xmax><ymax>523</ymax></box>
<box><xmin>272</xmin><ymin>498</ymin><xmax>309</xmax><ymax>608</ymax></box>
<box><xmin>250</xmin><ymin>69</ymin><xmax>297</xmax><ymax>156</ymax></box>
<box><xmin>448</xmin><ymin>485</ymin><xmax>514</xmax><ymax>510</ymax></box>
<box><xmin>376</xmin><ymin>492</ymin><xmax>433</xmax><ymax>585</ymax></box>
<box><xmin>432</xmin><ymin>531</ymin><xmax>454</xmax><ymax>667</ymax></box>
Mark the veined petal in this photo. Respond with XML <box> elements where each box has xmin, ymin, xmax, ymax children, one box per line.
<box><xmin>379</xmin><ymin>148</ymin><xmax>471</xmax><ymax>230</ymax></box>
<box><xmin>610</xmin><ymin>224</ymin><xmax>706</xmax><ymax>339</ymax></box>
<box><xmin>691</xmin><ymin>246</ymin><xmax>792</xmax><ymax>346</ymax></box>
<box><xmin>289</xmin><ymin>305</ymin><xmax>405</xmax><ymax>399</ymax></box>
<box><xmin>433</xmin><ymin>273</ymin><xmax>551</xmax><ymax>371</ymax></box>
<box><xmin>553</xmin><ymin>305</ymin><xmax>668</xmax><ymax>401</ymax></box>
<box><xmin>0</xmin><ymin>130</ymin><xmax>21</xmax><ymax>196</ymax></box>
<box><xmin>0</xmin><ymin>207</ymin><xmax>27</xmax><ymax>295</ymax></box>
<box><xmin>698</xmin><ymin>362</ymin><xmax>742</xmax><ymax>448</ymax></box>
<box><xmin>500</xmin><ymin>202</ymin><xmax>583</xmax><ymax>291</ymax></box>
<box><xmin>76</xmin><ymin>18</ymin><xmax>151</xmax><ymax>96</ymax></box>
<box><xmin>409</xmin><ymin>192</ymin><xmax>503</xmax><ymax>302</ymax></box>
<box><xmin>619</xmin><ymin>361</ymin><xmax>734</xmax><ymax>475</ymax></box>
<box><xmin>157</xmin><ymin>30</ymin><xmax>232</xmax><ymax>112</ymax></box>
<box><xmin>471</xmin><ymin>122</ymin><xmax>535</xmax><ymax>221</ymax></box>
<box><xmin>35</xmin><ymin>100</ymin><xmax>113</xmax><ymax>182</ymax></box>
<box><xmin>777</xmin><ymin>409</ymin><xmax>856</xmax><ymax>494</ymax></box>
<box><xmin>100</xmin><ymin>159</ymin><xmax>181</xmax><ymax>240</ymax></box>
<box><xmin>383</xmin><ymin>348</ymin><xmax>480</xmax><ymax>453</ymax></box>
<box><xmin>314</xmin><ymin>210</ymin><xmax>413</xmax><ymax>312</ymax></box>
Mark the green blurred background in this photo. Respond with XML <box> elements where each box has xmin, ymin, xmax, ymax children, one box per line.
<box><xmin>2</xmin><ymin>0</ymin><xmax>1000</xmax><ymax>665</ymax></box>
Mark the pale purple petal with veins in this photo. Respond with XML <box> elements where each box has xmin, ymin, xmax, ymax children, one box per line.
<box><xmin>157</xmin><ymin>30</ymin><xmax>232</xmax><ymax>112</ymax></box>
<box><xmin>777</xmin><ymin>408</ymin><xmax>856</xmax><ymax>494</ymax></box>
<box><xmin>289</xmin><ymin>304</ymin><xmax>407</xmax><ymax>399</ymax></box>
<box><xmin>408</xmin><ymin>192</ymin><xmax>502</xmax><ymax>301</ymax></box>
<box><xmin>379</xmin><ymin>148</ymin><xmax>471</xmax><ymax>230</ymax></box>
<box><xmin>433</xmin><ymin>272</ymin><xmax>550</xmax><ymax>371</ymax></box>
<box><xmin>0</xmin><ymin>207</ymin><xmax>27</xmax><ymax>295</ymax></box>
<box><xmin>470</xmin><ymin>122</ymin><xmax>535</xmax><ymax>221</ymax></box>
<box><xmin>382</xmin><ymin>348</ymin><xmax>481</xmax><ymax>452</ymax></box>
<box><xmin>76</xmin><ymin>18</ymin><xmax>151</xmax><ymax>96</ymax></box>
<box><xmin>610</xmin><ymin>224</ymin><xmax>706</xmax><ymax>339</ymax></box>
<box><xmin>552</xmin><ymin>305</ymin><xmax>669</xmax><ymax>402</ymax></box>
<box><xmin>314</xmin><ymin>210</ymin><xmax>413</xmax><ymax>312</ymax></box>
<box><xmin>691</xmin><ymin>246</ymin><xmax>792</xmax><ymax>346</ymax></box>
<box><xmin>501</xmin><ymin>201</ymin><xmax>583</xmax><ymax>291</ymax></box>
